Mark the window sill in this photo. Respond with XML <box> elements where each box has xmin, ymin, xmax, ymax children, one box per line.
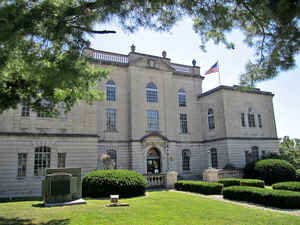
<box><xmin>105</xmin><ymin>129</ymin><xmax>118</xmax><ymax>133</ymax></box>
<box><xmin>179</xmin><ymin>132</ymin><xmax>190</xmax><ymax>135</ymax></box>
<box><xmin>145</xmin><ymin>130</ymin><xmax>161</xmax><ymax>133</ymax></box>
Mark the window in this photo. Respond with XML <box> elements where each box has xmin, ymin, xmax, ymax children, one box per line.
<box><xmin>21</xmin><ymin>105</ymin><xmax>30</xmax><ymax>117</ymax></box>
<box><xmin>241</xmin><ymin>113</ymin><xmax>245</xmax><ymax>127</ymax></box>
<box><xmin>106</xmin><ymin>80</ymin><xmax>116</xmax><ymax>102</ymax></box>
<box><xmin>210</xmin><ymin>148</ymin><xmax>218</xmax><ymax>168</ymax></box>
<box><xmin>245</xmin><ymin>146</ymin><xmax>260</xmax><ymax>164</ymax></box>
<box><xmin>182</xmin><ymin>150</ymin><xmax>191</xmax><ymax>171</ymax></box>
<box><xmin>146</xmin><ymin>82</ymin><xmax>158</xmax><ymax>103</ymax></box>
<box><xmin>107</xmin><ymin>150</ymin><xmax>117</xmax><ymax>169</ymax></box>
<box><xmin>251</xmin><ymin>146</ymin><xmax>259</xmax><ymax>161</ymax></box>
<box><xmin>34</xmin><ymin>146</ymin><xmax>51</xmax><ymax>176</ymax></box>
<box><xmin>248</xmin><ymin>108</ymin><xmax>256</xmax><ymax>127</ymax></box>
<box><xmin>57</xmin><ymin>153</ymin><xmax>66</xmax><ymax>168</ymax></box>
<box><xmin>208</xmin><ymin>108</ymin><xmax>215</xmax><ymax>130</ymax></box>
<box><xmin>17</xmin><ymin>153</ymin><xmax>27</xmax><ymax>177</ymax></box>
<box><xmin>180</xmin><ymin>114</ymin><xmax>188</xmax><ymax>133</ymax></box>
<box><xmin>147</xmin><ymin>110</ymin><xmax>159</xmax><ymax>131</ymax></box>
<box><xmin>258</xmin><ymin>114</ymin><xmax>262</xmax><ymax>128</ymax></box>
<box><xmin>178</xmin><ymin>89</ymin><xmax>186</xmax><ymax>107</ymax></box>
<box><xmin>106</xmin><ymin>109</ymin><xmax>116</xmax><ymax>130</ymax></box>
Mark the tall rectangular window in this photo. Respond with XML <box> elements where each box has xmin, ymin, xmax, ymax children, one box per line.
<box><xmin>57</xmin><ymin>153</ymin><xmax>66</xmax><ymax>168</ymax></box>
<box><xmin>258</xmin><ymin>114</ymin><xmax>262</xmax><ymax>128</ymax></box>
<box><xmin>106</xmin><ymin>109</ymin><xmax>116</xmax><ymax>130</ymax></box>
<box><xmin>248</xmin><ymin>113</ymin><xmax>256</xmax><ymax>127</ymax></box>
<box><xmin>180</xmin><ymin>114</ymin><xmax>188</xmax><ymax>133</ymax></box>
<box><xmin>241</xmin><ymin>113</ymin><xmax>245</xmax><ymax>127</ymax></box>
<box><xmin>210</xmin><ymin>148</ymin><xmax>218</xmax><ymax>169</ymax></box>
<box><xmin>17</xmin><ymin>153</ymin><xmax>27</xmax><ymax>177</ymax></box>
<box><xmin>21</xmin><ymin>105</ymin><xmax>30</xmax><ymax>117</ymax></box>
<box><xmin>147</xmin><ymin>110</ymin><xmax>159</xmax><ymax>131</ymax></box>
<box><xmin>182</xmin><ymin>150</ymin><xmax>191</xmax><ymax>171</ymax></box>
<box><xmin>34</xmin><ymin>146</ymin><xmax>51</xmax><ymax>176</ymax></box>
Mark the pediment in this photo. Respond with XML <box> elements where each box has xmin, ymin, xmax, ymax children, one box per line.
<box><xmin>130</xmin><ymin>57</ymin><xmax>174</xmax><ymax>72</ymax></box>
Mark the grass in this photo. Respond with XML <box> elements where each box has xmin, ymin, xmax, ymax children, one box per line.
<box><xmin>0</xmin><ymin>191</ymin><xmax>299</xmax><ymax>225</ymax></box>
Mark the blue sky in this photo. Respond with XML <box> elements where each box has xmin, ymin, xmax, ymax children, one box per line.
<box><xmin>90</xmin><ymin>19</ymin><xmax>300</xmax><ymax>139</ymax></box>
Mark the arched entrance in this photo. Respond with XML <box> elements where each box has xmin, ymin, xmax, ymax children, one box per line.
<box><xmin>147</xmin><ymin>148</ymin><xmax>161</xmax><ymax>174</ymax></box>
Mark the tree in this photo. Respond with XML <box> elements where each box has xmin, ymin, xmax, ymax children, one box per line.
<box><xmin>279</xmin><ymin>136</ymin><xmax>300</xmax><ymax>169</ymax></box>
<box><xmin>1</xmin><ymin>0</ymin><xmax>299</xmax><ymax>112</ymax></box>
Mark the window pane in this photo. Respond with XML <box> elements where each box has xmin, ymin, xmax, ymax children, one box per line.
<box><xmin>211</xmin><ymin>148</ymin><xmax>218</xmax><ymax>168</ymax></box>
<box><xmin>251</xmin><ymin>146</ymin><xmax>259</xmax><ymax>161</ymax></box>
<box><xmin>34</xmin><ymin>146</ymin><xmax>51</xmax><ymax>176</ymax></box>
<box><xmin>258</xmin><ymin>114</ymin><xmax>262</xmax><ymax>128</ymax></box>
<box><xmin>57</xmin><ymin>153</ymin><xmax>66</xmax><ymax>168</ymax></box>
<box><xmin>107</xmin><ymin>150</ymin><xmax>117</xmax><ymax>169</ymax></box>
<box><xmin>180</xmin><ymin>114</ymin><xmax>188</xmax><ymax>133</ymax></box>
<box><xmin>21</xmin><ymin>105</ymin><xmax>30</xmax><ymax>117</ymax></box>
<box><xmin>241</xmin><ymin>113</ymin><xmax>245</xmax><ymax>127</ymax></box>
<box><xmin>106</xmin><ymin>109</ymin><xmax>116</xmax><ymax>130</ymax></box>
<box><xmin>178</xmin><ymin>89</ymin><xmax>186</xmax><ymax>107</ymax></box>
<box><xmin>17</xmin><ymin>153</ymin><xmax>27</xmax><ymax>177</ymax></box>
<box><xmin>106</xmin><ymin>80</ymin><xmax>116</xmax><ymax>102</ymax></box>
<box><xmin>182</xmin><ymin>150</ymin><xmax>190</xmax><ymax>171</ymax></box>
<box><xmin>248</xmin><ymin>113</ymin><xmax>256</xmax><ymax>127</ymax></box>
<box><xmin>146</xmin><ymin>83</ymin><xmax>158</xmax><ymax>103</ymax></box>
<box><xmin>147</xmin><ymin>110</ymin><xmax>159</xmax><ymax>130</ymax></box>
<box><xmin>208</xmin><ymin>108</ymin><xmax>215</xmax><ymax>130</ymax></box>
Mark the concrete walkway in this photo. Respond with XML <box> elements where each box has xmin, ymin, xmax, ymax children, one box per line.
<box><xmin>170</xmin><ymin>190</ymin><xmax>300</xmax><ymax>217</ymax></box>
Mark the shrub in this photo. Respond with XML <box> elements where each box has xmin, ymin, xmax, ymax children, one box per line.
<box><xmin>243</xmin><ymin>161</ymin><xmax>257</xmax><ymax>179</ymax></box>
<box><xmin>296</xmin><ymin>169</ymin><xmax>300</xmax><ymax>181</ymax></box>
<box><xmin>174</xmin><ymin>181</ymin><xmax>223</xmax><ymax>195</ymax></box>
<box><xmin>240</xmin><ymin>179</ymin><xmax>264</xmax><ymax>188</ymax></box>
<box><xmin>218</xmin><ymin>178</ymin><xmax>241</xmax><ymax>187</ymax></box>
<box><xmin>82</xmin><ymin>170</ymin><xmax>147</xmax><ymax>198</ymax></box>
<box><xmin>272</xmin><ymin>182</ymin><xmax>300</xmax><ymax>192</ymax></box>
<box><xmin>223</xmin><ymin>186</ymin><xmax>300</xmax><ymax>209</ymax></box>
<box><xmin>254</xmin><ymin>159</ymin><xmax>296</xmax><ymax>185</ymax></box>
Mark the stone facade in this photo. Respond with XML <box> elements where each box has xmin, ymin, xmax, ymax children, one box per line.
<box><xmin>0</xmin><ymin>47</ymin><xmax>279</xmax><ymax>198</ymax></box>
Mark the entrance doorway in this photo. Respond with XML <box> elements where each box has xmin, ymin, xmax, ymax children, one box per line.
<box><xmin>147</xmin><ymin>148</ymin><xmax>161</xmax><ymax>174</ymax></box>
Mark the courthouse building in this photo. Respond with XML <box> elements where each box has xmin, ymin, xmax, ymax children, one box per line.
<box><xmin>0</xmin><ymin>45</ymin><xmax>279</xmax><ymax>198</ymax></box>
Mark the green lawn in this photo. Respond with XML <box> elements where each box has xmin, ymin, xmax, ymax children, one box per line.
<box><xmin>0</xmin><ymin>191</ymin><xmax>299</xmax><ymax>225</ymax></box>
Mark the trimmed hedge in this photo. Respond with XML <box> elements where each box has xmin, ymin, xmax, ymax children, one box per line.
<box><xmin>223</xmin><ymin>186</ymin><xmax>300</xmax><ymax>209</ymax></box>
<box><xmin>254</xmin><ymin>159</ymin><xmax>296</xmax><ymax>185</ymax></box>
<box><xmin>82</xmin><ymin>170</ymin><xmax>147</xmax><ymax>198</ymax></box>
<box><xmin>218</xmin><ymin>178</ymin><xmax>264</xmax><ymax>188</ymax></box>
<box><xmin>272</xmin><ymin>182</ymin><xmax>300</xmax><ymax>192</ymax></box>
<box><xmin>240</xmin><ymin>179</ymin><xmax>264</xmax><ymax>188</ymax></box>
<box><xmin>296</xmin><ymin>169</ymin><xmax>300</xmax><ymax>181</ymax></box>
<box><xmin>174</xmin><ymin>181</ymin><xmax>223</xmax><ymax>195</ymax></box>
<box><xmin>218</xmin><ymin>178</ymin><xmax>241</xmax><ymax>187</ymax></box>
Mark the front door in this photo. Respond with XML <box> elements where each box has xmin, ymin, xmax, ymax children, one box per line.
<box><xmin>147</xmin><ymin>148</ymin><xmax>161</xmax><ymax>174</ymax></box>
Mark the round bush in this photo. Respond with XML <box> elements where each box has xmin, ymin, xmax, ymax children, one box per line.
<box><xmin>296</xmin><ymin>169</ymin><xmax>300</xmax><ymax>181</ymax></box>
<box><xmin>82</xmin><ymin>170</ymin><xmax>147</xmax><ymax>198</ymax></box>
<box><xmin>272</xmin><ymin>182</ymin><xmax>300</xmax><ymax>192</ymax></box>
<box><xmin>254</xmin><ymin>159</ymin><xmax>296</xmax><ymax>185</ymax></box>
<box><xmin>240</xmin><ymin>179</ymin><xmax>264</xmax><ymax>188</ymax></box>
<box><xmin>218</xmin><ymin>178</ymin><xmax>241</xmax><ymax>187</ymax></box>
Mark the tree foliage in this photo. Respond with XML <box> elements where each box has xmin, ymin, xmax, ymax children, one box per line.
<box><xmin>279</xmin><ymin>136</ymin><xmax>300</xmax><ymax>169</ymax></box>
<box><xmin>1</xmin><ymin>0</ymin><xmax>299</xmax><ymax>112</ymax></box>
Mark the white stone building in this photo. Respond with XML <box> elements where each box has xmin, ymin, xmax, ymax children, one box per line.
<box><xmin>0</xmin><ymin>46</ymin><xmax>279</xmax><ymax>198</ymax></box>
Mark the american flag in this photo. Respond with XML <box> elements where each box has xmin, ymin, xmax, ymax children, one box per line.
<box><xmin>205</xmin><ymin>62</ymin><xmax>219</xmax><ymax>75</ymax></box>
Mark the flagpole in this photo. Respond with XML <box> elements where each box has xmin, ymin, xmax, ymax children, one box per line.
<box><xmin>218</xmin><ymin>60</ymin><xmax>221</xmax><ymax>86</ymax></box>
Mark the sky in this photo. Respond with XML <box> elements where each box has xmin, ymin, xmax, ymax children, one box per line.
<box><xmin>89</xmin><ymin>19</ymin><xmax>300</xmax><ymax>139</ymax></box>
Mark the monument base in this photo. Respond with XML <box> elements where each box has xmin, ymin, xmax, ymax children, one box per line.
<box><xmin>44</xmin><ymin>198</ymin><xmax>86</xmax><ymax>207</ymax></box>
<box><xmin>202</xmin><ymin>168</ymin><xmax>219</xmax><ymax>182</ymax></box>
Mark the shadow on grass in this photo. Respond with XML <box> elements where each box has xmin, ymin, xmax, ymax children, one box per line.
<box><xmin>0</xmin><ymin>217</ymin><xmax>70</xmax><ymax>225</ymax></box>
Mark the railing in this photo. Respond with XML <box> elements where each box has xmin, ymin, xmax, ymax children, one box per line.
<box><xmin>144</xmin><ymin>174</ymin><xmax>166</xmax><ymax>188</ymax></box>
<box><xmin>85</xmin><ymin>49</ymin><xmax>128</xmax><ymax>64</ymax></box>
<box><xmin>217</xmin><ymin>169</ymin><xmax>244</xmax><ymax>179</ymax></box>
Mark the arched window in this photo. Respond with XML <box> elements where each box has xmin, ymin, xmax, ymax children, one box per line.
<box><xmin>107</xmin><ymin>149</ymin><xmax>117</xmax><ymax>169</ymax></box>
<box><xmin>248</xmin><ymin>108</ymin><xmax>256</xmax><ymax>127</ymax></box>
<box><xmin>178</xmin><ymin>89</ymin><xmax>186</xmax><ymax>107</ymax></box>
<box><xmin>146</xmin><ymin>82</ymin><xmax>158</xmax><ymax>103</ymax></box>
<box><xmin>182</xmin><ymin>150</ymin><xmax>191</xmax><ymax>171</ymax></box>
<box><xmin>106</xmin><ymin>80</ymin><xmax>116</xmax><ymax>102</ymax></box>
<box><xmin>34</xmin><ymin>146</ymin><xmax>51</xmax><ymax>176</ymax></box>
<box><xmin>208</xmin><ymin>108</ymin><xmax>215</xmax><ymax>130</ymax></box>
<box><xmin>251</xmin><ymin>146</ymin><xmax>259</xmax><ymax>161</ymax></box>
<box><xmin>210</xmin><ymin>148</ymin><xmax>218</xmax><ymax>168</ymax></box>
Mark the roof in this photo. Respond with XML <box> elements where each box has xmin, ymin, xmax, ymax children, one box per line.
<box><xmin>197</xmin><ymin>85</ymin><xmax>274</xmax><ymax>98</ymax></box>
